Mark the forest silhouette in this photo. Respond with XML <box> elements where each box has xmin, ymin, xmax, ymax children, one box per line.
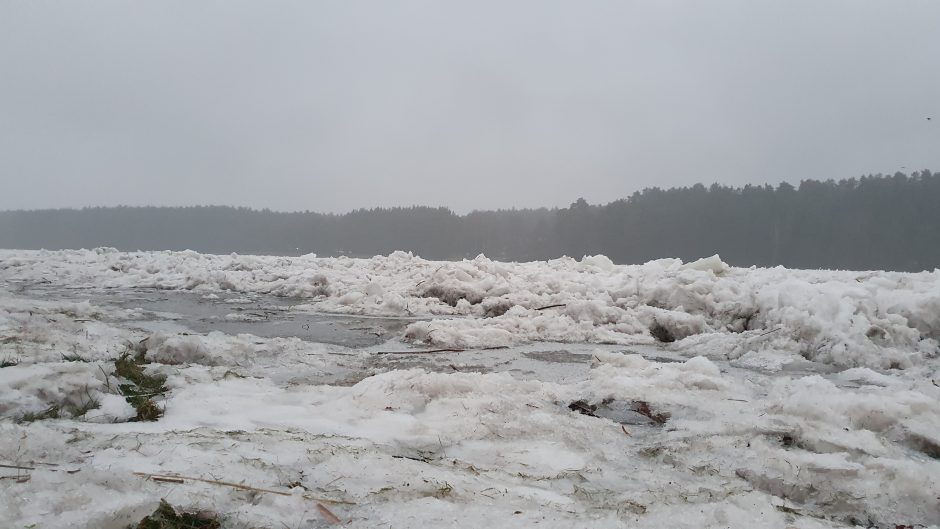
<box><xmin>2</xmin><ymin>170</ymin><xmax>937</xmax><ymax>271</ymax></box>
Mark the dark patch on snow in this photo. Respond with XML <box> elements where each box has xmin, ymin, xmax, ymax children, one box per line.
<box><xmin>739</xmin><ymin>469</ymin><xmax>876</xmax><ymax>527</ymax></box>
<box><xmin>568</xmin><ymin>399</ymin><xmax>597</xmax><ymax>416</ymax></box>
<box><xmin>0</xmin><ymin>357</ymin><xmax>19</xmax><ymax>368</ymax></box>
<box><xmin>649</xmin><ymin>322</ymin><xmax>676</xmax><ymax>343</ymax></box>
<box><xmin>568</xmin><ymin>398</ymin><xmax>669</xmax><ymax>425</ymax></box>
<box><xmin>735</xmin><ymin>468</ymin><xmax>818</xmax><ymax>504</ymax></box>
<box><xmin>421</xmin><ymin>285</ymin><xmax>484</xmax><ymax>307</ymax></box>
<box><xmin>759</xmin><ymin>430</ymin><xmax>800</xmax><ymax>449</ymax></box>
<box><xmin>641</xmin><ymin>355</ymin><xmax>684</xmax><ymax>364</ymax></box>
<box><xmin>481</xmin><ymin>298</ymin><xmax>514</xmax><ymax>318</ymax></box>
<box><xmin>865</xmin><ymin>325</ymin><xmax>888</xmax><ymax>343</ymax></box>
<box><xmin>906</xmin><ymin>431</ymin><xmax>940</xmax><ymax>459</ymax></box>
<box><xmin>728</xmin><ymin>310</ymin><xmax>759</xmax><ymax>333</ymax></box>
<box><xmin>627</xmin><ymin>400</ymin><xmax>670</xmax><ymax>425</ymax></box>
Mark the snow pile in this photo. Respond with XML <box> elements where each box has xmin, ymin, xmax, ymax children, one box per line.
<box><xmin>579</xmin><ymin>352</ymin><xmax>940</xmax><ymax>526</ymax></box>
<box><xmin>3</xmin><ymin>344</ymin><xmax>938</xmax><ymax>527</ymax></box>
<box><xmin>143</xmin><ymin>331</ymin><xmax>338</xmax><ymax>384</ymax></box>
<box><xmin>2</xmin><ymin>248</ymin><xmax>940</xmax><ymax>370</ymax></box>
<box><xmin>0</xmin><ymin>293</ymin><xmax>141</xmax><ymax>365</ymax></box>
<box><xmin>0</xmin><ymin>362</ymin><xmax>110</xmax><ymax>419</ymax></box>
<box><xmin>145</xmin><ymin>332</ymin><xmax>263</xmax><ymax>366</ymax></box>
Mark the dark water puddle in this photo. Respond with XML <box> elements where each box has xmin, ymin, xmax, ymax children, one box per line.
<box><xmin>522</xmin><ymin>350</ymin><xmax>592</xmax><ymax>363</ymax></box>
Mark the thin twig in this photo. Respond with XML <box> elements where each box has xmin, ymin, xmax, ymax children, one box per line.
<box><xmin>0</xmin><ymin>462</ymin><xmax>79</xmax><ymax>474</ymax></box>
<box><xmin>0</xmin><ymin>463</ymin><xmax>35</xmax><ymax>471</ymax></box>
<box><xmin>133</xmin><ymin>471</ymin><xmax>355</xmax><ymax>505</ymax></box>
<box><xmin>377</xmin><ymin>346</ymin><xmax>508</xmax><ymax>355</ymax></box>
<box><xmin>97</xmin><ymin>364</ymin><xmax>114</xmax><ymax>392</ymax></box>
<box><xmin>745</xmin><ymin>327</ymin><xmax>783</xmax><ymax>343</ymax></box>
<box><xmin>534</xmin><ymin>304</ymin><xmax>566</xmax><ymax>311</ymax></box>
<box><xmin>125</xmin><ymin>390</ymin><xmax>168</xmax><ymax>398</ymax></box>
<box><xmin>391</xmin><ymin>455</ymin><xmax>432</xmax><ymax>463</ymax></box>
<box><xmin>31</xmin><ymin>461</ymin><xmax>65</xmax><ymax>467</ymax></box>
<box><xmin>377</xmin><ymin>348</ymin><xmax>465</xmax><ymax>355</ymax></box>
<box><xmin>756</xmin><ymin>328</ymin><xmax>782</xmax><ymax>338</ymax></box>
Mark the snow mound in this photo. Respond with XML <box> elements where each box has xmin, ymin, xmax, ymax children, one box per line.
<box><xmin>0</xmin><ymin>363</ymin><xmax>110</xmax><ymax>419</ymax></box>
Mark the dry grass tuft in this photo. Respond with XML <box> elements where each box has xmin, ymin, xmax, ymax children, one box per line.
<box><xmin>133</xmin><ymin>499</ymin><xmax>221</xmax><ymax>529</ymax></box>
<box><xmin>114</xmin><ymin>352</ymin><xmax>167</xmax><ymax>422</ymax></box>
<box><xmin>17</xmin><ymin>405</ymin><xmax>61</xmax><ymax>423</ymax></box>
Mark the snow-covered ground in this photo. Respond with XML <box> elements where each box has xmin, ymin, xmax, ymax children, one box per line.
<box><xmin>1</xmin><ymin>248</ymin><xmax>938</xmax><ymax>528</ymax></box>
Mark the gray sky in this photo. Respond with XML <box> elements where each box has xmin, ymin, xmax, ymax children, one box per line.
<box><xmin>1</xmin><ymin>1</ymin><xmax>938</xmax><ymax>213</ymax></box>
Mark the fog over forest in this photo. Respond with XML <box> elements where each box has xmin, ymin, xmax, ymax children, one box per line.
<box><xmin>2</xmin><ymin>170</ymin><xmax>938</xmax><ymax>272</ymax></box>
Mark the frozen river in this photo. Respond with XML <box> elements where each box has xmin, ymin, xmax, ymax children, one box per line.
<box><xmin>2</xmin><ymin>250</ymin><xmax>938</xmax><ymax>529</ymax></box>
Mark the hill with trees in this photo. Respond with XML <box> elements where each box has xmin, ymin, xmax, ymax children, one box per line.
<box><xmin>2</xmin><ymin>170</ymin><xmax>937</xmax><ymax>271</ymax></box>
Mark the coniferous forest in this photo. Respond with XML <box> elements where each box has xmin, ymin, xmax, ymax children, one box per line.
<box><xmin>2</xmin><ymin>171</ymin><xmax>938</xmax><ymax>271</ymax></box>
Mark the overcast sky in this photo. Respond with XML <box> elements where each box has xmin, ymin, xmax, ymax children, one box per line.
<box><xmin>1</xmin><ymin>1</ymin><xmax>938</xmax><ymax>213</ymax></box>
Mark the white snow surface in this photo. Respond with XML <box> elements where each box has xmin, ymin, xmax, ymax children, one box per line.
<box><xmin>1</xmin><ymin>249</ymin><xmax>939</xmax><ymax>528</ymax></box>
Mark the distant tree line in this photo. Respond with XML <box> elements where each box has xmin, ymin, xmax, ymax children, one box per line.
<box><xmin>1</xmin><ymin>170</ymin><xmax>938</xmax><ymax>271</ymax></box>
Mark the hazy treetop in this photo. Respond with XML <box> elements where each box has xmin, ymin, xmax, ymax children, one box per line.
<box><xmin>1</xmin><ymin>1</ymin><xmax>938</xmax><ymax>213</ymax></box>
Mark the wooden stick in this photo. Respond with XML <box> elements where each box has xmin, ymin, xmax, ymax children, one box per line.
<box><xmin>535</xmin><ymin>303</ymin><xmax>566</xmax><ymax>310</ymax></box>
<box><xmin>150</xmin><ymin>475</ymin><xmax>185</xmax><ymax>484</ymax></box>
<box><xmin>316</xmin><ymin>503</ymin><xmax>343</xmax><ymax>524</ymax></box>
